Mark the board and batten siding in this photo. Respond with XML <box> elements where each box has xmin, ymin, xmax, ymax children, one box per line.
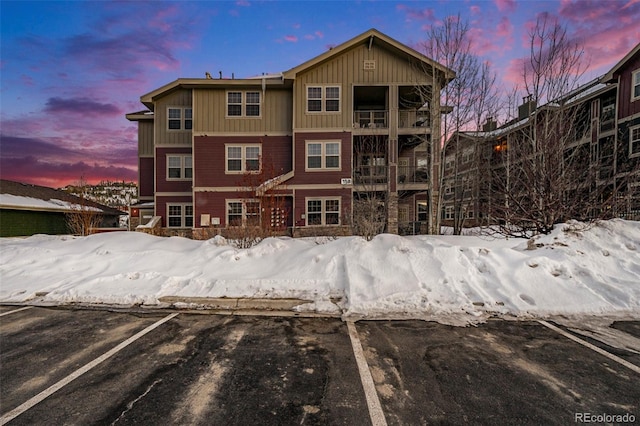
<box><xmin>294</xmin><ymin>42</ymin><xmax>434</xmax><ymax>130</ymax></box>
<box><xmin>193</xmin><ymin>87</ymin><xmax>292</xmax><ymax>134</ymax></box>
<box><xmin>138</xmin><ymin>121</ymin><xmax>154</xmax><ymax>156</ymax></box>
<box><xmin>155</xmin><ymin>89</ymin><xmax>192</xmax><ymax>146</ymax></box>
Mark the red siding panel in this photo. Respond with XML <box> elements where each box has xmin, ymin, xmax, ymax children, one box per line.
<box><xmin>617</xmin><ymin>53</ymin><xmax>640</xmax><ymax>119</ymax></box>
<box><xmin>194</xmin><ymin>135</ymin><xmax>292</xmax><ymax>188</ymax></box>
<box><xmin>156</xmin><ymin>147</ymin><xmax>193</xmax><ymax>193</ymax></box>
<box><xmin>138</xmin><ymin>157</ymin><xmax>154</xmax><ymax>198</ymax></box>
<box><xmin>290</xmin><ymin>131</ymin><xmax>353</xmax><ymax>185</ymax></box>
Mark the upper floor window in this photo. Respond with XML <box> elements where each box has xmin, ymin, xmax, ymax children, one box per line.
<box><xmin>633</xmin><ymin>70</ymin><xmax>640</xmax><ymax>101</ymax></box>
<box><xmin>227</xmin><ymin>91</ymin><xmax>261</xmax><ymax>117</ymax></box>
<box><xmin>307</xmin><ymin>85</ymin><xmax>340</xmax><ymax>113</ymax></box>
<box><xmin>167</xmin><ymin>107</ymin><xmax>192</xmax><ymax>130</ymax></box>
<box><xmin>630</xmin><ymin>125</ymin><xmax>640</xmax><ymax>158</ymax></box>
<box><xmin>306</xmin><ymin>141</ymin><xmax>340</xmax><ymax>170</ymax></box>
<box><xmin>226</xmin><ymin>144</ymin><xmax>261</xmax><ymax>173</ymax></box>
<box><xmin>167</xmin><ymin>155</ymin><xmax>192</xmax><ymax>180</ymax></box>
<box><xmin>167</xmin><ymin>204</ymin><xmax>193</xmax><ymax>228</ymax></box>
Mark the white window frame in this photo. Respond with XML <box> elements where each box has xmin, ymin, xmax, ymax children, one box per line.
<box><xmin>226</xmin><ymin>199</ymin><xmax>260</xmax><ymax>227</ymax></box>
<box><xmin>225</xmin><ymin>144</ymin><xmax>261</xmax><ymax>174</ymax></box>
<box><xmin>166</xmin><ymin>154</ymin><xmax>193</xmax><ymax>180</ymax></box>
<box><xmin>167</xmin><ymin>203</ymin><xmax>193</xmax><ymax>228</ymax></box>
<box><xmin>226</xmin><ymin>91</ymin><xmax>262</xmax><ymax>118</ymax></box>
<box><xmin>305</xmin><ymin>140</ymin><xmax>341</xmax><ymax>171</ymax></box>
<box><xmin>167</xmin><ymin>107</ymin><xmax>192</xmax><ymax>131</ymax></box>
<box><xmin>632</xmin><ymin>69</ymin><xmax>640</xmax><ymax>102</ymax></box>
<box><xmin>306</xmin><ymin>85</ymin><xmax>341</xmax><ymax>113</ymax></box>
<box><xmin>630</xmin><ymin>125</ymin><xmax>640</xmax><ymax>158</ymax></box>
<box><xmin>306</xmin><ymin>198</ymin><xmax>341</xmax><ymax>226</ymax></box>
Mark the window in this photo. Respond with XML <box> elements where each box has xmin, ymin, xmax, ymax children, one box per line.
<box><xmin>417</xmin><ymin>201</ymin><xmax>428</xmax><ymax>221</ymax></box>
<box><xmin>306</xmin><ymin>141</ymin><xmax>341</xmax><ymax>170</ymax></box>
<box><xmin>226</xmin><ymin>144</ymin><xmax>261</xmax><ymax>173</ymax></box>
<box><xmin>631</xmin><ymin>125</ymin><xmax>640</xmax><ymax>157</ymax></box>
<box><xmin>307</xmin><ymin>87</ymin><xmax>322</xmax><ymax>112</ymax></box>
<box><xmin>167</xmin><ymin>204</ymin><xmax>193</xmax><ymax>228</ymax></box>
<box><xmin>306</xmin><ymin>198</ymin><xmax>340</xmax><ymax>226</ymax></box>
<box><xmin>227</xmin><ymin>91</ymin><xmax>261</xmax><ymax>117</ymax></box>
<box><xmin>227</xmin><ymin>200</ymin><xmax>260</xmax><ymax>226</ymax></box>
<box><xmin>306</xmin><ymin>85</ymin><xmax>340</xmax><ymax>113</ymax></box>
<box><xmin>633</xmin><ymin>70</ymin><xmax>640</xmax><ymax>101</ymax></box>
<box><xmin>166</xmin><ymin>155</ymin><xmax>192</xmax><ymax>180</ymax></box>
<box><xmin>167</xmin><ymin>107</ymin><xmax>192</xmax><ymax>130</ymax></box>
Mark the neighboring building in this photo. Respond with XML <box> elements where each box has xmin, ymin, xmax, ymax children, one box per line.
<box><xmin>127</xmin><ymin>29</ymin><xmax>454</xmax><ymax>237</ymax></box>
<box><xmin>441</xmin><ymin>43</ymin><xmax>640</xmax><ymax>230</ymax></box>
<box><xmin>0</xmin><ymin>180</ymin><xmax>124</xmax><ymax>237</ymax></box>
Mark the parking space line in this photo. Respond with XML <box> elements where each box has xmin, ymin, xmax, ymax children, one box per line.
<box><xmin>0</xmin><ymin>306</ymin><xmax>32</xmax><ymax>317</ymax></box>
<box><xmin>538</xmin><ymin>320</ymin><xmax>640</xmax><ymax>375</ymax></box>
<box><xmin>346</xmin><ymin>321</ymin><xmax>388</xmax><ymax>426</ymax></box>
<box><xmin>0</xmin><ymin>312</ymin><xmax>179</xmax><ymax>425</ymax></box>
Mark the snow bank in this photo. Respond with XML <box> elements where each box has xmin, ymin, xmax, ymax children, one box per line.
<box><xmin>1</xmin><ymin>220</ymin><xmax>638</xmax><ymax>323</ymax></box>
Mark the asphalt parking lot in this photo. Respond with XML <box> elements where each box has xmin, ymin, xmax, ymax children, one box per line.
<box><xmin>1</xmin><ymin>306</ymin><xmax>638</xmax><ymax>425</ymax></box>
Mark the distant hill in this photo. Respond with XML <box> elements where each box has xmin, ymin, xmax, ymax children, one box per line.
<box><xmin>62</xmin><ymin>181</ymin><xmax>137</xmax><ymax>210</ymax></box>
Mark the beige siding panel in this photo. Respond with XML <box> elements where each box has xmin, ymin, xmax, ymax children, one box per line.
<box><xmin>193</xmin><ymin>88</ymin><xmax>292</xmax><ymax>134</ymax></box>
<box><xmin>139</xmin><ymin>121</ymin><xmax>154</xmax><ymax>156</ymax></box>
<box><xmin>295</xmin><ymin>42</ymin><xmax>433</xmax><ymax>130</ymax></box>
<box><xmin>155</xmin><ymin>89</ymin><xmax>192</xmax><ymax>146</ymax></box>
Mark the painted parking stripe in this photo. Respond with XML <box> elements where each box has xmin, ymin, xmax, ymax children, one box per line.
<box><xmin>346</xmin><ymin>321</ymin><xmax>388</xmax><ymax>426</ymax></box>
<box><xmin>0</xmin><ymin>313</ymin><xmax>179</xmax><ymax>425</ymax></box>
<box><xmin>0</xmin><ymin>306</ymin><xmax>32</xmax><ymax>317</ymax></box>
<box><xmin>538</xmin><ymin>320</ymin><xmax>640</xmax><ymax>375</ymax></box>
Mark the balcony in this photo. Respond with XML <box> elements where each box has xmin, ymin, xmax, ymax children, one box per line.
<box><xmin>353</xmin><ymin>110</ymin><xmax>388</xmax><ymax>129</ymax></box>
<box><xmin>352</xmin><ymin>165</ymin><xmax>429</xmax><ymax>188</ymax></box>
<box><xmin>399</xmin><ymin>110</ymin><xmax>430</xmax><ymax>129</ymax></box>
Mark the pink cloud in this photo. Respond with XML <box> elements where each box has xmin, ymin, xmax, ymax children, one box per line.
<box><xmin>315</xmin><ymin>31</ymin><xmax>324</xmax><ymax>39</ymax></box>
<box><xmin>396</xmin><ymin>4</ymin><xmax>435</xmax><ymax>22</ymax></box>
<box><xmin>494</xmin><ymin>0</ymin><xmax>516</xmax><ymax>13</ymax></box>
<box><xmin>284</xmin><ymin>35</ymin><xmax>298</xmax><ymax>43</ymax></box>
<box><xmin>470</xmin><ymin>5</ymin><xmax>481</xmax><ymax>15</ymax></box>
<box><xmin>236</xmin><ymin>0</ymin><xmax>250</xmax><ymax>6</ymax></box>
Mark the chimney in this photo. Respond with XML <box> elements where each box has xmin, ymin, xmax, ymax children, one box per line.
<box><xmin>518</xmin><ymin>94</ymin><xmax>536</xmax><ymax>121</ymax></box>
<box><xmin>482</xmin><ymin>117</ymin><xmax>497</xmax><ymax>132</ymax></box>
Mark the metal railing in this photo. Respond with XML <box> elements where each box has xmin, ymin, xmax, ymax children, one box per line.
<box><xmin>398</xmin><ymin>110</ymin><xmax>430</xmax><ymax>128</ymax></box>
<box><xmin>353</xmin><ymin>110</ymin><xmax>388</xmax><ymax>128</ymax></box>
<box><xmin>397</xmin><ymin>166</ymin><xmax>429</xmax><ymax>184</ymax></box>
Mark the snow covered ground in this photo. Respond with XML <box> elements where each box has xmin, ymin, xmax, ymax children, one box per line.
<box><xmin>1</xmin><ymin>220</ymin><xmax>639</xmax><ymax>325</ymax></box>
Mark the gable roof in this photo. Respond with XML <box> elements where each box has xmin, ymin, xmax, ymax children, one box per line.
<box><xmin>283</xmin><ymin>28</ymin><xmax>455</xmax><ymax>81</ymax></box>
<box><xmin>0</xmin><ymin>180</ymin><xmax>122</xmax><ymax>215</ymax></box>
<box><xmin>139</xmin><ymin>75</ymin><xmax>290</xmax><ymax>110</ymax></box>
<box><xmin>602</xmin><ymin>43</ymin><xmax>640</xmax><ymax>83</ymax></box>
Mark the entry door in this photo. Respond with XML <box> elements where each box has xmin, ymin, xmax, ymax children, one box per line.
<box><xmin>398</xmin><ymin>158</ymin><xmax>410</xmax><ymax>183</ymax></box>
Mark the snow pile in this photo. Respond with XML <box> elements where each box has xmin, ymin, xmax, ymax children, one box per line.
<box><xmin>1</xmin><ymin>219</ymin><xmax>638</xmax><ymax>323</ymax></box>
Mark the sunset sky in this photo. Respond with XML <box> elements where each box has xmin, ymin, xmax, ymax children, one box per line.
<box><xmin>1</xmin><ymin>0</ymin><xmax>639</xmax><ymax>189</ymax></box>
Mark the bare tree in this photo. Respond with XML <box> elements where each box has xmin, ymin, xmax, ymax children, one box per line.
<box><xmin>352</xmin><ymin>133</ymin><xmax>388</xmax><ymax>240</ymax></box>
<box><xmin>225</xmin><ymin>152</ymin><xmax>291</xmax><ymax>248</ymax></box>
<box><xmin>65</xmin><ymin>177</ymin><xmax>103</xmax><ymax>236</ymax></box>
<box><xmin>487</xmin><ymin>15</ymin><xmax>615</xmax><ymax>237</ymax></box>
<box><xmin>420</xmin><ymin>14</ymin><xmax>501</xmax><ymax>234</ymax></box>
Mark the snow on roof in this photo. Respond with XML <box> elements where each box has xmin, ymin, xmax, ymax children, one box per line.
<box><xmin>0</xmin><ymin>194</ymin><xmax>103</xmax><ymax>213</ymax></box>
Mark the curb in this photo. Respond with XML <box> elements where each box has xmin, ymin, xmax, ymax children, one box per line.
<box><xmin>158</xmin><ymin>296</ymin><xmax>333</xmax><ymax>314</ymax></box>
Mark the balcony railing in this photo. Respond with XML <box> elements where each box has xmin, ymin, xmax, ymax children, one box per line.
<box><xmin>398</xmin><ymin>166</ymin><xmax>429</xmax><ymax>184</ymax></box>
<box><xmin>399</xmin><ymin>110</ymin><xmax>430</xmax><ymax>128</ymax></box>
<box><xmin>353</xmin><ymin>110</ymin><xmax>388</xmax><ymax>128</ymax></box>
<box><xmin>354</xmin><ymin>165</ymin><xmax>388</xmax><ymax>184</ymax></box>
<box><xmin>353</xmin><ymin>165</ymin><xmax>429</xmax><ymax>185</ymax></box>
